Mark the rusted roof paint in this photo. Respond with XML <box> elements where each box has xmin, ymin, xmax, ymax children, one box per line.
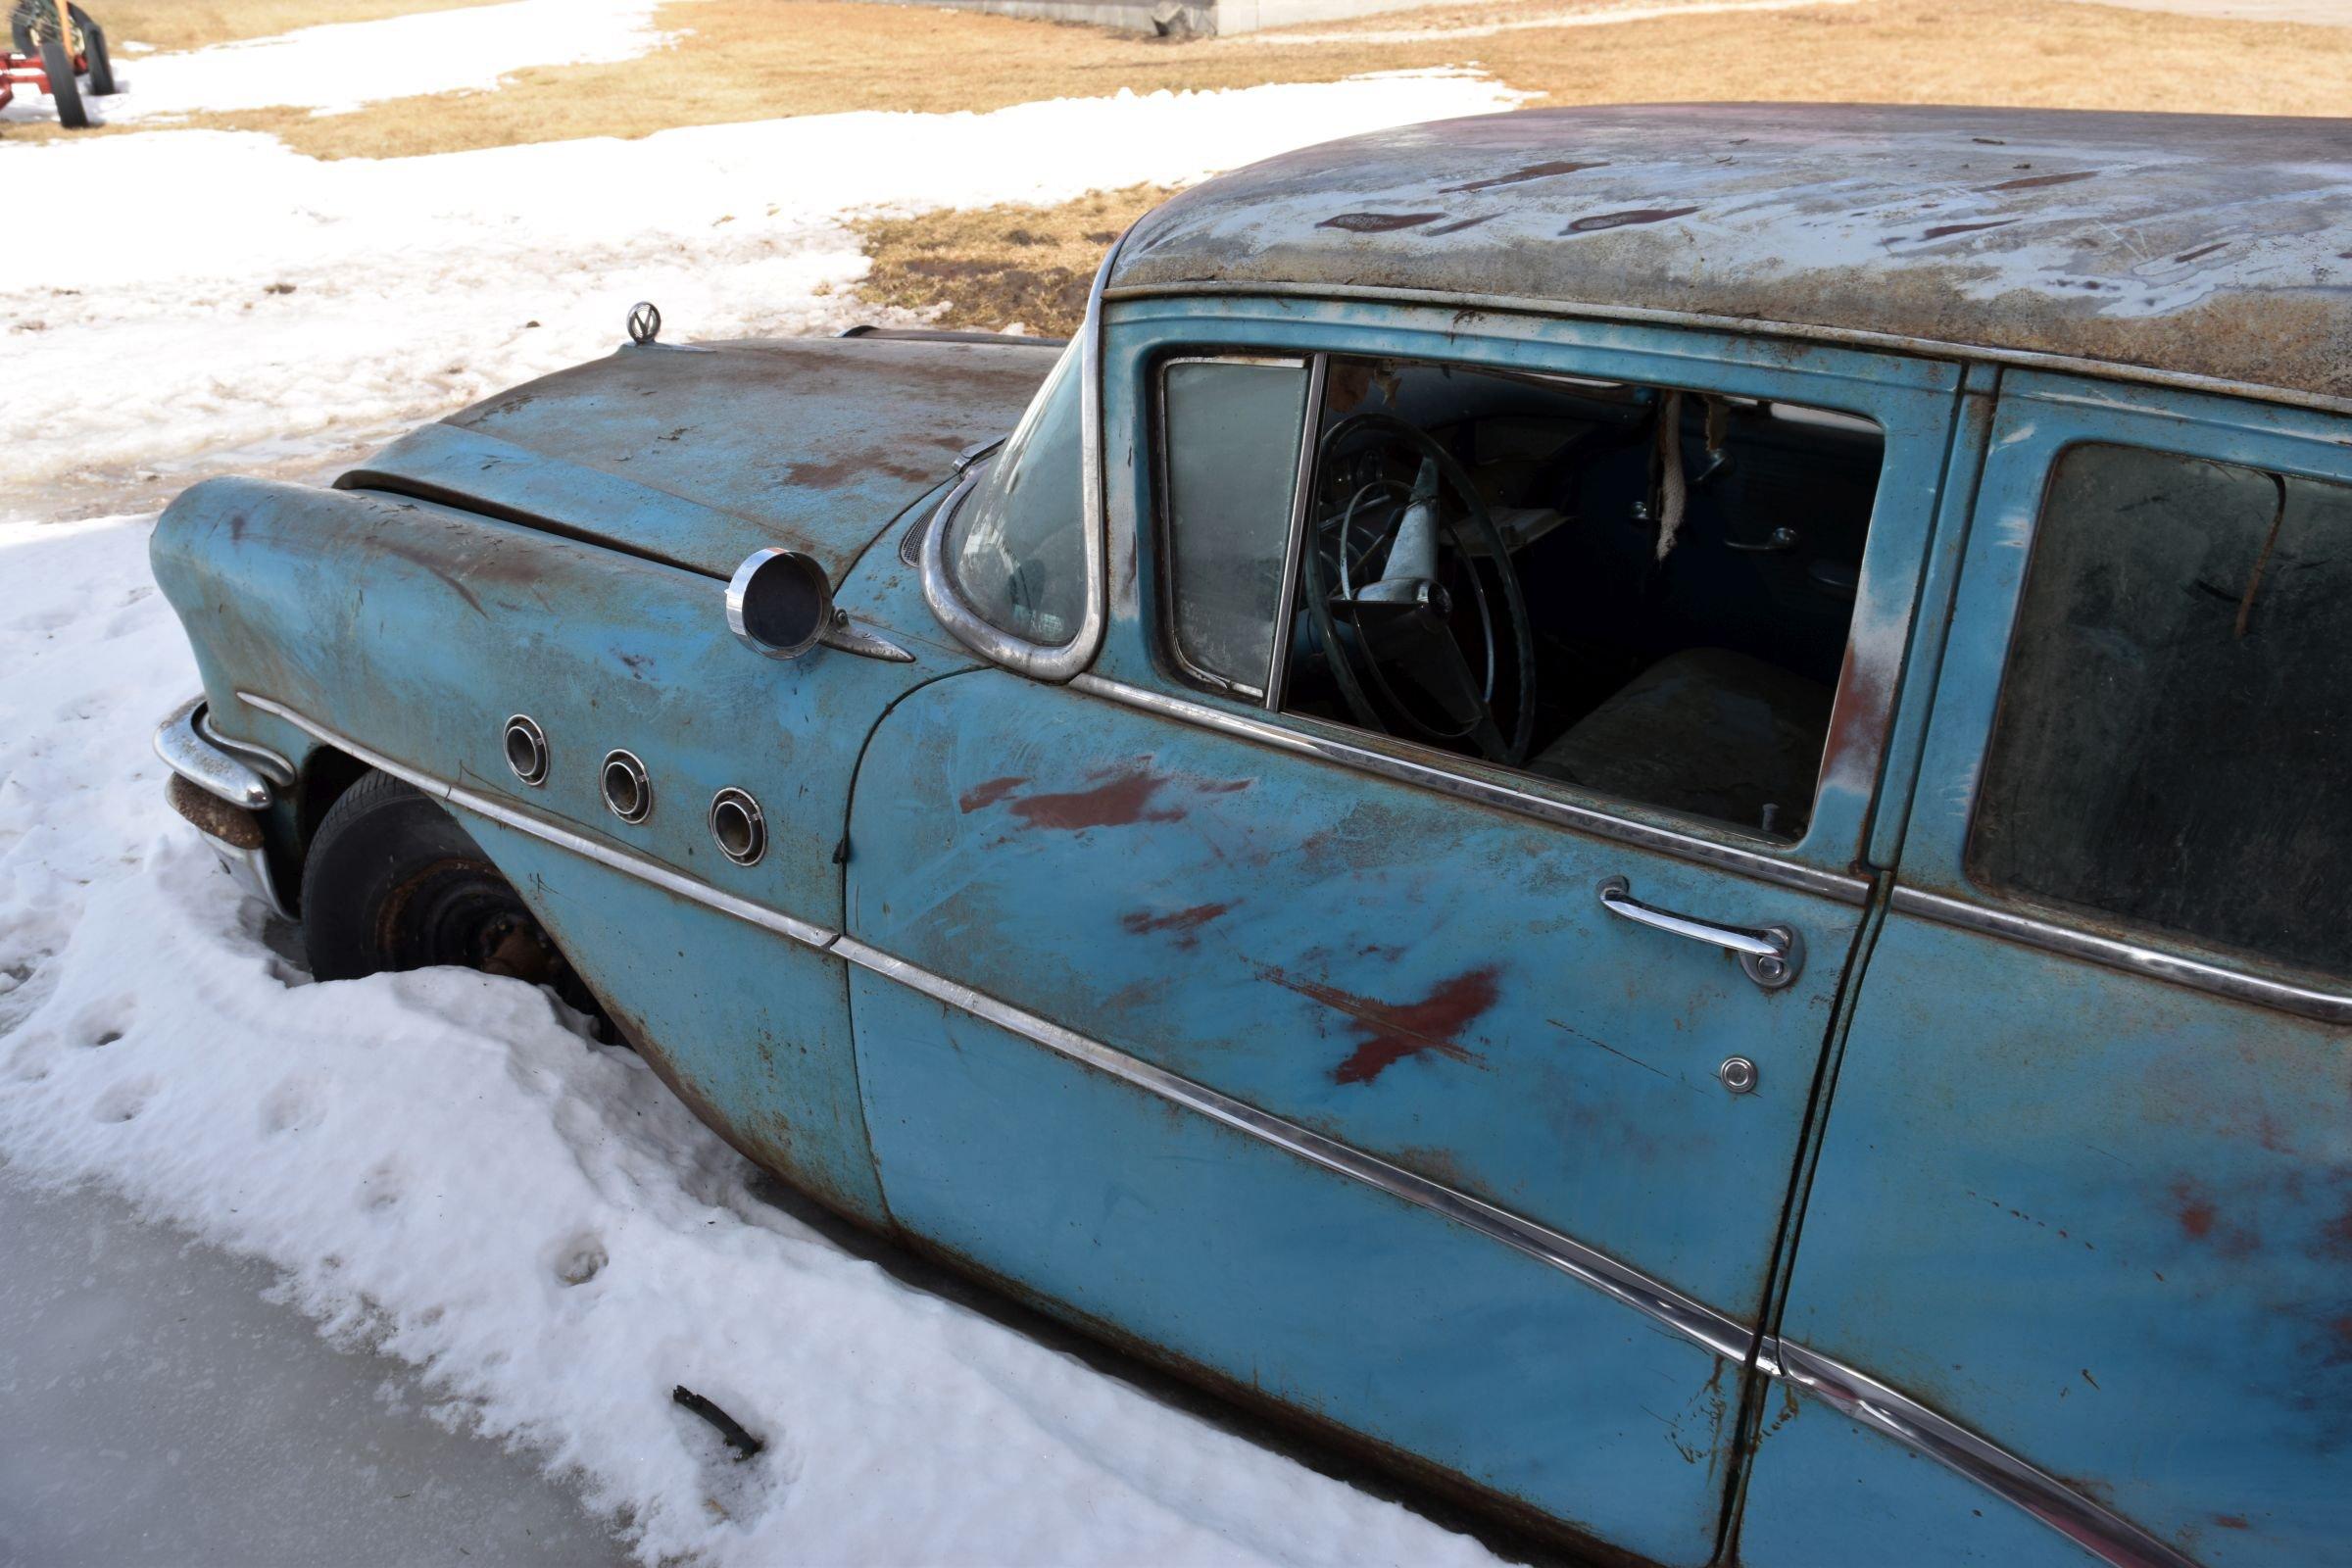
<box><xmin>1109</xmin><ymin>105</ymin><xmax>2352</xmax><ymax>406</ymax></box>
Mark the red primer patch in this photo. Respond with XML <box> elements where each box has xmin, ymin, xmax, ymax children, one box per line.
<box><xmin>1010</xmin><ymin>768</ymin><xmax>1183</xmax><ymax>831</ymax></box>
<box><xmin>2213</xmin><ymin>1516</ymin><xmax>2252</xmax><ymax>1532</ymax></box>
<box><xmin>1269</xmin><ymin>965</ymin><xmax>1503</xmax><ymax>1086</ymax></box>
<box><xmin>957</xmin><ymin>775</ymin><xmax>1028</xmax><ymax>813</ymax></box>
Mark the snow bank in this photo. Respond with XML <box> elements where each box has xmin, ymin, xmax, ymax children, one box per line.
<box><xmin>0</xmin><ymin>516</ymin><xmax>1501</xmax><ymax>1566</ymax></box>
<box><xmin>0</xmin><ymin>0</ymin><xmax>669</xmax><ymax>122</ymax></box>
<box><xmin>1</xmin><ymin>69</ymin><xmax>1521</xmax><ymax>522</ymax></box>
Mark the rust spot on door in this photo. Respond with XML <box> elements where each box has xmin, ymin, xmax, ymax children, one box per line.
<box><xmin>957</xmin><ymin>775</ymin><xmax>1028</xmax><ymax>812</ymax></box>
<box><xmin>1268</xmin><ymin>964</ymin><xmax>1503</xmax><ymax>1085</ymax></box>
<box><xmin>1010</xmin><ymin>767</ymin><xmax>1184</xmax><ymax>831</ymax></box>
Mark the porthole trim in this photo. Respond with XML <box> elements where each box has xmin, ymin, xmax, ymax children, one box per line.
<box><xmin>503</xmin><ymin>714</ymin><xmax>550</xmax><ymax>787</ymax></box>
<box><xmin>708</xmin><ymin>787</ymin><xmax>766</xmax><ymax>866</ymax></box>
<box><xmin>600</xmin><ymin>749</ymin><xmax>652</xmax><ymax>824</ymax></box>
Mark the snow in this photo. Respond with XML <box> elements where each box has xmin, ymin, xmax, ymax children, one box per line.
<box><xmin>0</xmin><ymin>0</ymin><xmax>671</xmax><ymax>122</ymax></box>
<box><xmin>0</xmin><ymin>514</ymin><xmax>1505</xmax><ymax>1566</ymax></box>
<box><xmin>1</xmin><ymin>68</ymin><xmax>1523</xmax><ymax>523</ymax></box>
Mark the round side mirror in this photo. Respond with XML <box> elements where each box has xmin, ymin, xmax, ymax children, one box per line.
<box><xmin>726</xmin><ymin>549</ymin><xmax>833</xmax><ymax>660</ymax></box>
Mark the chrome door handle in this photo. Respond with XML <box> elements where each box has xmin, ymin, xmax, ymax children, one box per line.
<box><xmin>1598</xmin><ymin>876</ymin><xmax>1803</xmax><ymax>991</ymax></box>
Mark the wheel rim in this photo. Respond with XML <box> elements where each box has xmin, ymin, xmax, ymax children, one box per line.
<box><xmin>373</xmin><ymin>856</ymin><xmax>564</xmax><ymax>984</ymax></box>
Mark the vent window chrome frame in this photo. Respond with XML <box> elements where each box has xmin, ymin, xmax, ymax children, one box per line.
<box><xmin>919</xmin><ymin>231</ymin><xmax>1127</xmax><ymax>683</ymax></box>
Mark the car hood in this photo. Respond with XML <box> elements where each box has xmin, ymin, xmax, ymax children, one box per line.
<box><xmin>336</xmin><ymin>333</ymin><xmax>1061</xmax><ymax>583</ymax></box>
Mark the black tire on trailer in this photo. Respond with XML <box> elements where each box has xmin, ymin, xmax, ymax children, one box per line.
<box><xmin>300</xmin><ymin>770</ymin><xmax>582</xmax><ymax>998</ymax></box>
<box><xmin>72</xmin><ymin>5</ymin><xmax>113</xmax><ymax>95</ymax></box>
<box><xmin>37</xmin><ymin>29</ymin><xmax>85</xmax><ymax>127</ymax></box>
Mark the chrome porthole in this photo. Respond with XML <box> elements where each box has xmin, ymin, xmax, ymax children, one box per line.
<box><xmin>503</xmin><ymin>714</ymin><xmax>549</xmax><ymax>786</ymax></box>
<box><xmin>709</xmin><ymin>788</ymin><xmax>766</xmax><ymax>866</ymax></box>
<box><xmin>600</xmin><ymin>749</ymin><xmax>652</xmax><ymax>824</ymax></box>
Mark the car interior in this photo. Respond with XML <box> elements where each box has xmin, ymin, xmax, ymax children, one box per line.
<box><xmin>1275</xmin><ymin>356</ymin><xmax>1886</xmax><ymax>844</ymax></box>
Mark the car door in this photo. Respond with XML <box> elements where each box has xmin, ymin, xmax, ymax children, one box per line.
<box><xmin>1738</xmin><ymin>372</ymin><xmax>2352</xmax><ymax>1568</ymax></box>
<box><xmin>842</xmin><ymin>298</ymin><xmax>1963</xmax><ymax>1564</ymax></box>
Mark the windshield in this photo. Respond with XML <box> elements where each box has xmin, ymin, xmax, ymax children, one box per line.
<box><xmin>945</xmin><ymin>339</ymin><xmax>1086</xmax><ymax>648</ymax></box>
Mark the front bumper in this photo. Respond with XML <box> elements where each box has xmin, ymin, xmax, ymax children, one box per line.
<box><xmin>154</xmin><ymin>696</ymin><xmax>296</xmax><ymax>920</ymax></box>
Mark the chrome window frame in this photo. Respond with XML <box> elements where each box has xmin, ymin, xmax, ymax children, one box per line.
<box><xmin>1148</xmin><ymin>350</ymin><xmax>1318</xmax><ymax>703</ymax></box>
<box><xmin>1222</xmin><ymin>338</ymin><xmax>1894</xmax><ymax>866</ymax></box>
<box><xmin>919</xmin><ymin>233</ymin><xmax>1126</xmax><ymax>683</ymax></box>
<box><xmin>1904</xmin><ymin>378</ymin><xmax>2352</xmax><ymax>1024</ymax></box>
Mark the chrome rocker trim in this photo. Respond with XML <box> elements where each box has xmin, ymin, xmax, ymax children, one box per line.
<box><xmin>1070</xmin><ymin>674</ymin><xmax>1870</xmax><ymax>906</ymax></box>
<box><xmin>1892</xmin><ymin>885</ymin><xmax>2352</xmax><ymax>1026</ymax></box>
<box><xmin>220</xmin><ymin>690</ymin><xmax>2199</xmax><ymax>1568</ymax></box>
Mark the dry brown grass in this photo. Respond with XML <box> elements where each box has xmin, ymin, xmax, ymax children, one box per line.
<box><xmin>91</xmin><ymin>0</ymin><xmax>499</xmax><ymax>52</ymax></box>
<box><xmin>854</xmin><ymin>183</ymin><xmax>1178</xmax><ymax>334</ymax></box>
<box><xmin>175</xmin><ymin>0</ymin><xmax>2352</xmax><ymax>161</ymax></box>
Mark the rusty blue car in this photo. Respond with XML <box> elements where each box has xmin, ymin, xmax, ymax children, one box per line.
<box><xmin>148</xmin><ymin>105</ymin><xmax>2352</xmax><ymax>1567</ymax></box>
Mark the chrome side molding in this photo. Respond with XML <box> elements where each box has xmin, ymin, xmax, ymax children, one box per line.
<box><xmin>1070</xmin><ymin>674</ymin><xmax>1870</xmax><ymax>906</ymax></box>
<box><xmin>1763</xmin><ymin>1340</ymin><xmax>2199</xmax><ymax>1568</ymax></box>
<box><xmin>1891</xmin><ymin>885</ymin><xmax>2352</xmax><ymax>1025</ymax></box>
<box><xmin>833</xmin><ymin>933</ymin><xmax>1754</xmax><ymax>1363</ymax></box>
<box><xmin>217</xmin><ymin>691</ymin><xmax>2208</xmax><ymax>1568</ymax></box>
<box><xmin>236</xmin><ymin>693</ymin><xmax>836</xmax><ymax>951</ymax></box>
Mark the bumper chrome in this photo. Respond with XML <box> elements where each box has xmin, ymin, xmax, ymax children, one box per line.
<box><xmin>156</xmin><ymin>697</ymin><xmax>295</xmax><ymax>920</ymax></box>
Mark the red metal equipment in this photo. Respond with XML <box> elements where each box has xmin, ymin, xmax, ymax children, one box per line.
<box><xmin>3</xmin><ymin>0</ymin><xmax>115</xmax><ymax>128</ymax></box>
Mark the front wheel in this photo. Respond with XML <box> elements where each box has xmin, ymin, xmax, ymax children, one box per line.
<box><xmin>300</xmin><ymin>771</ymin><xmax>584</xmax><ymax>1005</ymax></box>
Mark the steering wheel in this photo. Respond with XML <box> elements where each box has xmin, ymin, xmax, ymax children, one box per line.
<box><xmin>1299</xmin><ymin>412</ymin><xmax>1538</xmax><ymax>767</ymax></box>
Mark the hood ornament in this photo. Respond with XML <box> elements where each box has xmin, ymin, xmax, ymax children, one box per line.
<box><xmin>626</xmin><ymin>301</ymin><xmax>662</xmax><ymax>346</ymax></box>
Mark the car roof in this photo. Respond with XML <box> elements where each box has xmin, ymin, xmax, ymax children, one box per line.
<box><xmin>1108</xmin><ymin>104</ymin><xmax>2352</xmax><ymax>410</ymax></box>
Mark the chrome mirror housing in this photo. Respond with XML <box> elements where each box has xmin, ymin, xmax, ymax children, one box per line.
<box><xmin>726</xmin><ymin>548</ymin><xmax>833</xmax><ymax>660</ymax></box>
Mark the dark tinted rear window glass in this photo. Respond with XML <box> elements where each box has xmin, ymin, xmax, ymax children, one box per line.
<box><xmin>1969</xmin><ymin>443</ymin><xmax>2352</xmax><ymax>977</ymax></box>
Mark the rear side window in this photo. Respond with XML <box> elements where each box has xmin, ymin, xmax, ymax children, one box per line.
<box><xmin>947</xmin><ymin>340</ymin><xmax>1086</xmax><ymax>647</ymax></box>
<box><xmin>1969</xmin><ymin>443</ymin><xmax>2352</xmax><ymax>977</ymax></box>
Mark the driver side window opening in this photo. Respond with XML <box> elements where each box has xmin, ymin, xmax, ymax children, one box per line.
<box><xmin>1160</xmin><ymin>351</ymin><xmax>1886</xmax><ymax>844</ymax></box>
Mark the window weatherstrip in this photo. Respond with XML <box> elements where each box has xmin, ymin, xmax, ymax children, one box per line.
<box><xmin>1891</xmin><ymin>885</ymin><xmax>2352</xmax><ymax>1024</ymax></box>
<box><xmin>1264</xmin><ymin>353</ymin><xmax>1328</xmax><ymax>709</ymax></box>
<box><xmin>1070</xmin><ymin>673</ymin><xmax>1869</xmax><ymax>905</ymax></box>
<box><xmin>918</xmin><ymin>229</ymin><xmax>1126</xmax><ymax>682</ymax></box>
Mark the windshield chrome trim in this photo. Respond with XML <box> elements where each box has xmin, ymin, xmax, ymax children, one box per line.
<box><xmin>237</xmin><ymin>692</ymin><xmax>837</xmax><ymax>951</ymax></box>
<box><xmin>1891</xmin><ymin>885</ymin><xmax>2352</xmax><ymax>1024</ymax></box>
<box><xmin>1070</xmin><ymin>673</ymin><xmax>1869</xmax><ymax>905</ymax></box>
<box><xmin>1763</xmin><ymin>1339</ymin><xmax>2199</xmax><ymax>1568</ymax></box>
<box><xmin>918</xmin><ymin>231</ymin><xmax>1127</xmax><ymax>683</ymax></box>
